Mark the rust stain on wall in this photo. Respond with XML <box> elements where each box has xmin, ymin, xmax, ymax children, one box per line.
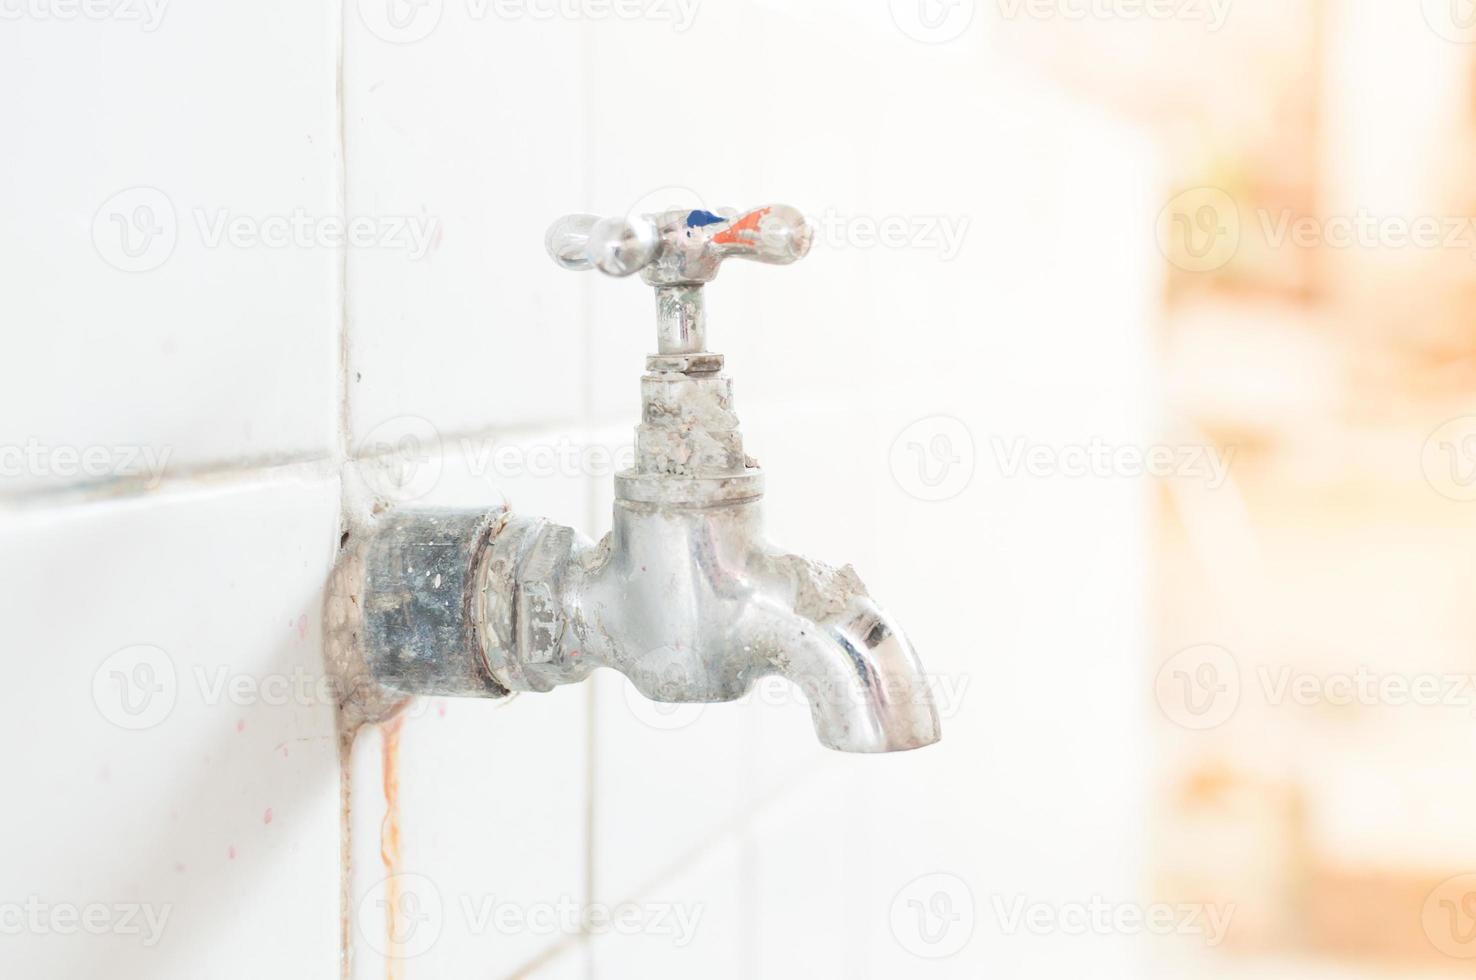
<box><xmin>337</xmin><ymin>731</ymin><xmax>354</xmax><ymax>980</ymax></box>
<box><xmin>379</xmin><ymin>714</ymin><xmax>405</xmax><ymax>979</ymax></box>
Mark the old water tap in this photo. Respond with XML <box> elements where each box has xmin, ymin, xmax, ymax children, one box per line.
<box><xmin>327</xmin><ymin>204</ymin><xmax>941</xmax><ymax>752</ymax></box>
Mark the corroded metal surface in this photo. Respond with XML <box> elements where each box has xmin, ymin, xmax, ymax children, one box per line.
<box><xmin>325</xmin><ymin>508</ymin><xmax>510</xmax><ymax>728</ymax></box>
<box><xmin>324</xmin><ymin>527</ymin><xmax>405</xmax><ymax>729</ymax></box>
<box><xmin>361</xmin><ymin>509</ymin><xmax>510</xmax><ymax>700</ymax></box>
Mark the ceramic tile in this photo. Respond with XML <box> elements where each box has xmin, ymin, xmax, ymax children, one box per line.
<box><xmin>0</xmin><ymin>476</ymin><xmax>342</xmax><ymax>978</ymax></box>
<box><xmin>589</xmin><ymin>837</ymin><xmax>745</xmax><ymax>980</ymax></box>
<box><xmin>343</xmin><ymin>9</ymin><xmax>588</xmax><ymax>441</ymax></box>
<box><xmin>0</xmin><ymin>6</ymin><xmax>339</xmax><ymax>495</ymax></box>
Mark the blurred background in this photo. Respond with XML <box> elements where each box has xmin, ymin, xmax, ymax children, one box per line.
<box><xmin>4</xmin><ymin>0</ymin><xmax>1476</xmax><ymax>977</ymax></box>
<box><xmin>1013</xmin><ymin>0</ymin><xmax>1476</xmax><ymax>975</ymax></box>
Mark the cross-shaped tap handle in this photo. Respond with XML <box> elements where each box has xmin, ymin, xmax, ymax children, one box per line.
<box><xmin>545</xmin><ymin>205</ymin><xmax>813</xmax><ymax>284</ymax></box>
<box><xmin>545</xmin><ymin>204</ymin><xmax>813</xmax><ymax>354</ymax></box>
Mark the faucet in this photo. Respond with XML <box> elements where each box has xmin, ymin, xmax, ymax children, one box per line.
<box><xmin>326</xmin><ymin>203</ymin><xmax>941</xmax><ymax>753</ymax></box>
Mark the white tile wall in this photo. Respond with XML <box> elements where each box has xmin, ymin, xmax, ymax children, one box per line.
<box><xmin>342</xmin><ymin>8</ymin><xmax>589</xmax><ymax>442</ymax></box>
<box><xmin>0</xmin><ymin>6</ymin><xmax>340</xmax><ymax>497</ymax></box>
<box><xmin>0</xmin><ymin>477</ymin><xmax>342</xmax><ymax>978</ymax></box>
<box><xmin>588</xmin><ymin>836</ymin><xmax>747</xmax><ymax>979</ymax></box>
<box><xmin>3</xmin><ymin>1</ymin><xmax>1154</xmax><ymax>977</ymax></box>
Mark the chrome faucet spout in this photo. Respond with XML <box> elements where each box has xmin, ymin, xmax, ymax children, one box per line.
<box><xmin>752</xmin><ymin>557</ymin><xmax>940</xmax><ymax>752</ymax></box>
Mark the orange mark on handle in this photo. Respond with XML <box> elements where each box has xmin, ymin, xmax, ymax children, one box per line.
<box><xmin>711</xmin><ymin>207</ymin><xmax>771</xmax><ymax>247</ymax></box>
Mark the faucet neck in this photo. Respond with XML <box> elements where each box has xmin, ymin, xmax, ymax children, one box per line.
<box><xmin>633</xmin><ymin>354</ymin><xmax>750</xmax><ymax>479</ymax></box>
<box><xmin>654</xmin><ymin>284</ymin><xmax>707</xmax><ymax>354</ymax></box>
<box><xmin>617</xmin><ymin>338</ymin><xmax>765</xmax><ymax>508</ymax></box>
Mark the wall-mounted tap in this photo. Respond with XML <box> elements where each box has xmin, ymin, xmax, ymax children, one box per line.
<box><xmin>326</xmin><ymin>203</ymin><xmax>941</xmax><ymax>752</ymax></box>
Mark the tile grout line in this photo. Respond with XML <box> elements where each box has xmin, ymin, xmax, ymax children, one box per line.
<box><xmin>331</xmin><ymin>1</ymin><xmax>352</xmax><ymax>978</ymax></box>
<box><xmin>577</xmin><ymin>19</ymin><xmax>599</xmax><ymax>980</ymax></box>
<box><xmin>0</xmin><ymin>416</ymin><xmax>605</xmax><ymax>513</ymax></box>
<box><xmin>333</xmin><ymin>0</ymin><xmax>352</xmax><ymax>466</ymax></box>
<box><xmin>0</xmin><ymin>452</ymin><xmax>341</xmax><ymax>516</ymax></box>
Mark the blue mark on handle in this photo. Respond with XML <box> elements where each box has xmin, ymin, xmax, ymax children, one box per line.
<box><xmin>686</xmin><ymin>209</ymin><xmax>725</xmax><ymax>228</ymax></box>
